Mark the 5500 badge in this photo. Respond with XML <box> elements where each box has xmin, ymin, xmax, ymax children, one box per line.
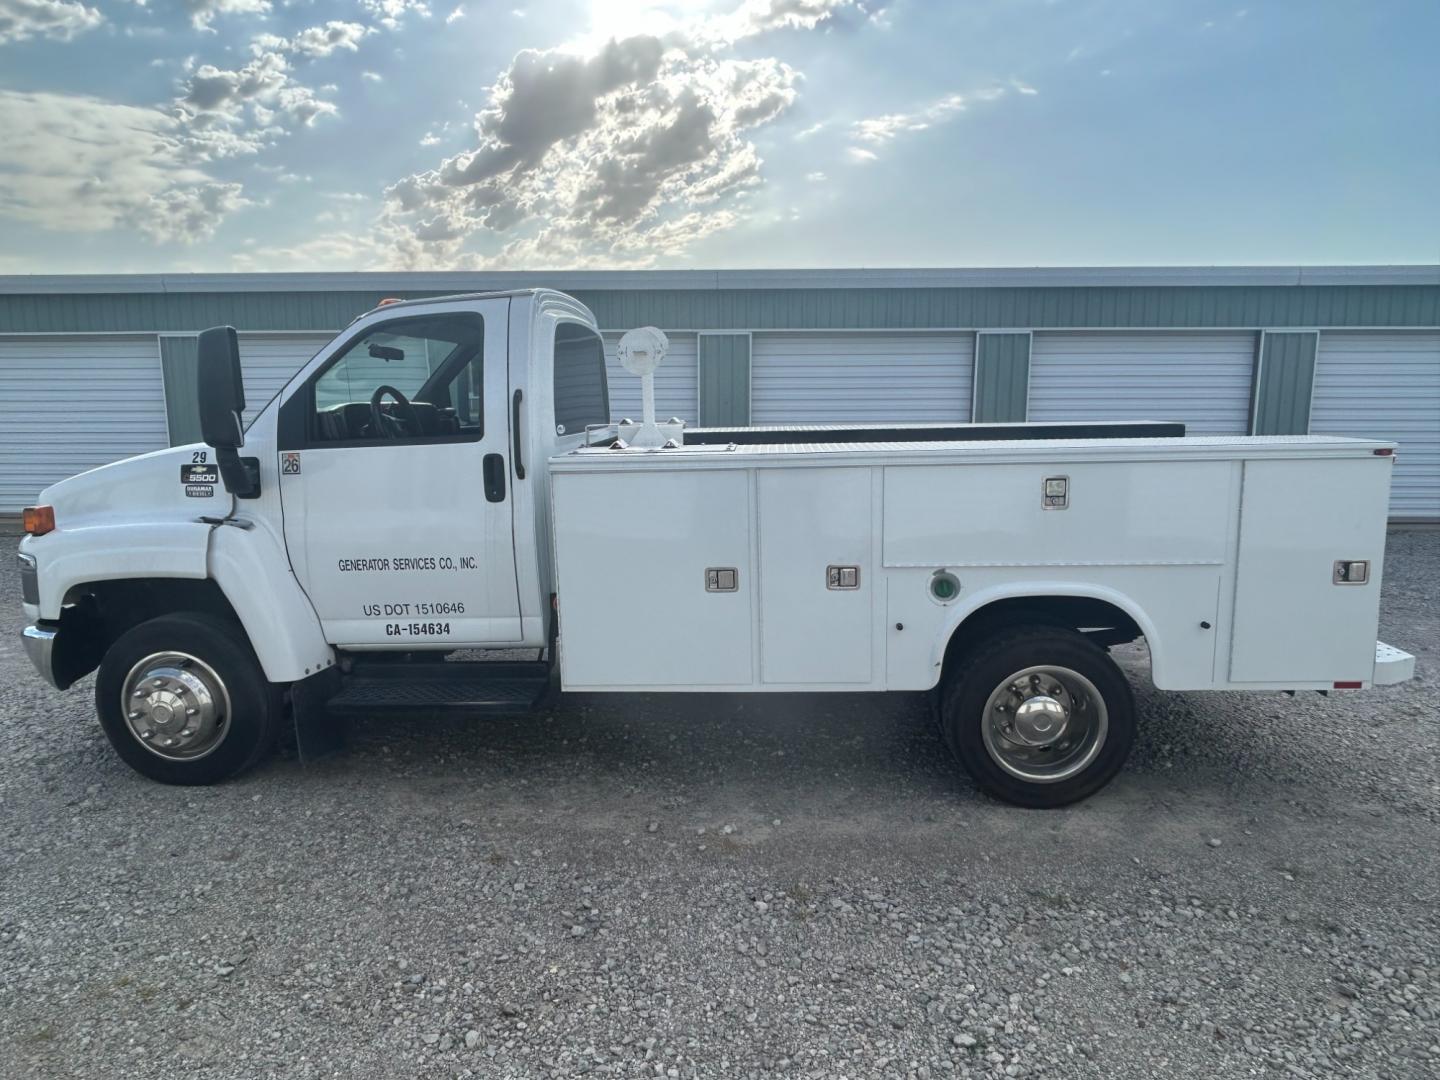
<box><xmin>180</xmin><ymin>460</ymin><xmax>218</xmax><ymax>498</ymax></box>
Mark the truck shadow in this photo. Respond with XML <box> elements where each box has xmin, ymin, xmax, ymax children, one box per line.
<box><xmin>288</xmin><ymin>666</ymin><xmax>1329</xmax><ymax>820</ymax></box>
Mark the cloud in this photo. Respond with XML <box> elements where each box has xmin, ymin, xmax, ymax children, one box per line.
<box><xmin>251</xmin><ymin>21</ymin><xmax>371</xmax><ymax>60</ymax></box>
<box><xmin>699</xmin><ymin>0</ymin><xmax>866</xmax><ymax>44</ymax></box>
<box><xmin>138</xmin><ymin>181</ymin><xmax>250</xmax><ymax>244</ymax></box>
<box><xmin>848</xmin><ymin>85</ymin><xmax>1018</xmax><ymax>156</ymax></box>
<box><xmin>213</xmin><ymin>0</ymin><xmax>877</xmax><ymax>269</ymax></box>
<box><xmin>805</xmin><ymin>170</ymin><xmax>827</xmax><ymax>181</ymax></box>
<box><xmin>287</xmin><ymin>21</ymin><xmax>372</xmax><ymax>58</ymax></box>
<box><xmin>176</xmin><ymin>48</ymin><xmax>339</xmax><ymax>158</ymax></box>
<box><xmin>180</xmin><ymin>0</ymin><xmax>271</xmax><ymax>31</ymax></box>
<box><xmin>853</xmin><ymin>91</ymin><xmax>971</xmax><ymax>143</ymax></box>
<box><xmin>359</xmin><ymin>0</ymin><xmax>430</xmax><ymax>30</ymax></box>
<box><xmin>231</xmin><ymin>232</ymin><xmax>389</xmax><ymax>271</ymax></box>
<box><xmin>0</xmin><ymin>0</ymin><xmax>103</xmax><ymax>44</ymax></box>
<box><xmin>741</xmin><ymin>0</ymin><xmax>858</xmax><ymax>33</ymax></box>
<box><xmin>0</xmin><ymin>89</ymin><xmax>249</xmax><ymax>243</ymax></box>
<box><xmin>381</xmin><ymin>30</ymin><xmax>801</xmax><ymax>267</ymax></box>
<box><xmin>445</xmin><ymin>4</ymin><xmax>463</xmax><ymax>24</ymax></box>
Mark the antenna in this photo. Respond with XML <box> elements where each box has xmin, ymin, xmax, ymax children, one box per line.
<box><xmin>616</xmin><ymin>326</ymin><xmax>669</xmax><ymax>448</ymax></box>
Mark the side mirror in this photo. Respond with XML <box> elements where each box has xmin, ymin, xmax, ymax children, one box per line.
<box><xmin>197</xmin><ymin>326</ymin><xmax>246</xmax><ymax>450</ymax></box>
<box><xmin>196</xmin><ymin>326</ymin><xmax>260</xmax><ymax>499</ymax></box>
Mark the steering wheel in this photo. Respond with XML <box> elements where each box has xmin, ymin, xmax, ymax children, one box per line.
<box><xmin>369</xmin><ymin>385</ymin><xmax>423</xmax><ymax>439</ymax></box>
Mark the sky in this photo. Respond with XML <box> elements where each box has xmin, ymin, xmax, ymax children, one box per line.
<box><xmin>0</xmin><ymin>0</ymin><xmax>1436</xmax><ymax>274</ymax></box>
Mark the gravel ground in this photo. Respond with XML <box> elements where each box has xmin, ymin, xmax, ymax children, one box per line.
<box><xmin>0</xmin><ymin>529</ymin><xmax>1436</xmax><ymax>1080</ymax></box>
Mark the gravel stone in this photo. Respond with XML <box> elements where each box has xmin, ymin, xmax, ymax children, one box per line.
<box><xmin>0</xmin><ymin>527</ymin><xmax>1436</xmax><ymax>1078</ymax></box>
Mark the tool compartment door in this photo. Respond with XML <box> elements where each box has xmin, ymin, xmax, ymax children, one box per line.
<box><xmin>758</xmin><ymin>467</ymin><xmax>875</xmax><ymax>684</ymax></box>
<box><xmin>552</xmin><ymin>468</ymin><xmax>754</xmax><ymax>688</ymax></box>
<box><xmin>1229</xmin><ymin>457</ymin><xmax>1391</xmax><ymax>683</ymax></box>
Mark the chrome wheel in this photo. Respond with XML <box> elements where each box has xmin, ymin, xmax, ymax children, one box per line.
<box><xmin>981</xmin><ymin>664</ymin><xmax>1108</xmax><ymax>784</ymax></box>
<box><xmin>120</xmin><ymin>651</ymin><xmax>230</xmax><ymax>761</ymax></box>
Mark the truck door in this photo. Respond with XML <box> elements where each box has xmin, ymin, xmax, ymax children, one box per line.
<box><xmin>276</xmin><ymin>299</ymin><xmax>522</xmax><ymax>646</ymax></box>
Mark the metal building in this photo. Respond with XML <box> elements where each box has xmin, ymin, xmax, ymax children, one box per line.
<box><xmin>1</xmin><ymin>267</ymin><xmax>1437</xmax><ymax>520</ymax></box>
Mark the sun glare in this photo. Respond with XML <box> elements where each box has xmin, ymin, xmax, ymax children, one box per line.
<box><xmin>579</xmin><ymin>0</ymin><xmax>710</xmax><ymax>47</ymax></box>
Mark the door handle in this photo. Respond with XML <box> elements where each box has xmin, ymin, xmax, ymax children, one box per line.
<box><xmin>511</xmin><ymin>388</ymin><xmax>526</xmax><ymax>480</ymax></box>
<box><xmin>483</xmin><ymin>453</ymin><xmax>506</xmax><ymax>502</ymax></box>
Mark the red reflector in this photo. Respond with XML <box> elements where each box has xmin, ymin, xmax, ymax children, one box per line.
<box><xmin>1333</xmin><ymin>681</ymin><xmax>1363</xmax><ymax>690</ymax></box>
<box><xmin>22</xmin><ymin>505</ymin><xmax>55</xmax><ymax>536</ymax></box>
<box><xmin>1372</xmin><ymin>448</ymin><xmax>1393</xmax><ymax>456</ymax></box>
<box><xmin>377</xmin><ymin>297</ymin><xmax>404</xmax><ymax>306</ymax></box>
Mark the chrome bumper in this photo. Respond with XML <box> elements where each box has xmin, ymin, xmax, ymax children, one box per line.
<box><xmin>21</xmin><ymin>625</ymin><xmax>61</xmax><ymax>690</ymax></box>
<box><xmin>1374</xmin><ymin>641</ymin><xmax>1416</xmax><ymax>686</ymax></box>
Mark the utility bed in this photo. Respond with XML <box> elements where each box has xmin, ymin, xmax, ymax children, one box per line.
<box><xmin>550</xmin><ymin>432</ymin><xmax>1401</xmax><ymax>694</ymax></box>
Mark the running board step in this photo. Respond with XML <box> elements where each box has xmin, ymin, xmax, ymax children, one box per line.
<box><xmin>326</xmin><ymin>661</ymin><xmax>552</xmax><ymax>716</ymax></box>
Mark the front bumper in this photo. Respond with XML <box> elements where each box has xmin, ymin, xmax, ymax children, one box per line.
<box><xmin>21</xmin><ymin>625</ymin><xmax>61</xmax><ymax>690</ymax></box>
<box><xmin>1374</xmin><ymin>641</ymin><xmax>1416</xmax><ymax>686</ymax></box>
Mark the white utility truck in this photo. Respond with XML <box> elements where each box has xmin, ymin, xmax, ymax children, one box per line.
<box><xmin>16</xmin><ymin>289</ymin><xmax>1415</xmax><ymax>806</ymax></box>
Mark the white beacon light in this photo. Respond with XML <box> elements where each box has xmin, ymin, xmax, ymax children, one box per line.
<box><xmin>615</xmin><ymin>326</ymin><xmax>670</xmax><ymax>448</ymax></box>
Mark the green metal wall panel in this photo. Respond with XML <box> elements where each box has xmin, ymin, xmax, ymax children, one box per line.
<box><xmin>158</xmin><ymin>335</ymin><xmax>201</xmax><ymax>446</ymax></box>
<box><xmin>2</xmin><ymin>284</ymin><xmax>1437</xmax><ymax>335</ymax></box>
<box><xmin>698</xmin><ymin>334</ymin><xmax>750</xmax><ymax>426</ymax></box>
<box><xmin>1252</xmin><ymin>331</ymin><xmax>1318</xmax><ymax>435</ymax></box>
<box><xmin>973</xmin><ymin>333</ymin><xmax>1031</xmax><ymax>422</ymax></box>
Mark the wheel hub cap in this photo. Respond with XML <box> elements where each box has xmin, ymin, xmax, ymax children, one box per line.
<box><xmin>122</xmin><ymin>653</ymin><xmax>229</xmax><ymax>761</ymax></box>
<box><xmin>981</xmin><ymin>664</ymin><xmax>1109</xmax><ymax>784</ymax></box>
<box><xmin>1011</xmin><ymin>694</ymin><xmax>1070</xmax><ymax>746</ymax></box>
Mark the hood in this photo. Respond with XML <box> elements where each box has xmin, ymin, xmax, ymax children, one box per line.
<box><xmin>39</xmin><ymin>443</ymin><xmax>232</xmax><ymax>529</ymax></box>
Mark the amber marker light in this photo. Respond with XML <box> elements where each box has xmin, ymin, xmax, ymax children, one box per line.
<box><xmin>22</xmin><ymin>505</ymin><xmax>55</xmax><ymax>536</ymax></box>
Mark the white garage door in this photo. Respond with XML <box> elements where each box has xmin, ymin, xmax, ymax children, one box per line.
<box><xmin>603</xmin><ymin>332</ymin><xmax>697</xmax><ymax>423</ymax></box>
<box><xmin>750</xmin><ymin>333</ymin><xmax>973</xmax><ymax>425</ymax></box>
<box><xmin>1029</xmin><ymin>332</ymin><xmax>1257</xmax><ymax>435</ymax></box>
<box><xmin>239</xmin><ymin>333</ymin><xmax>335</xmax><ymax>425</ymax></box>
<box><xmin>1311</xmin><ymin>331</ymin><xmax>1440</xmax><ymax>520</ymax></box>
<box><xmin>0</xmin><ymin>336</ymin><xmax>169</xmax><ymax>512</ymax></box>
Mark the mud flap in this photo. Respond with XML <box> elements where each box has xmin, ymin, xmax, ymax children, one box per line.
<box><xmin>289</xmin><ymin>667</ymin><xmax>346</xmax><ymax>762</ymax></box>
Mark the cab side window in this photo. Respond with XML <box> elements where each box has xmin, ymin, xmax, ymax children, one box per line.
<box><xmin>552</xmin><ymin>322</ymin><xmax>609</xmax><ymax>436</ymax></box>
<box><xmin>309</xmin><ymin>313</ymin><xmax>483</xmax><ymax>443</ymax></box>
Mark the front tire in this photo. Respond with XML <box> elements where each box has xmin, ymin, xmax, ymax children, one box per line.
<box><xmin>95</xmin><ymin>613</ymin><xmax>281</xmax><ymax>785</ymax></box>
<box><xmin>940</xmin><ymin>627</ymin><xmax>1135</xmax><ymax>808</ymax></box>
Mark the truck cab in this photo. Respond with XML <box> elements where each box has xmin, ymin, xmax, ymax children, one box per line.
<box><xmin>16</xmin><ymin>289</ymin><xmax>1416</xmax><ymax>808</ymax></box>
<box><xmin>17</xmin><ymin>291</ymin><xmax>590</xmax><ymax>776</ymax></box>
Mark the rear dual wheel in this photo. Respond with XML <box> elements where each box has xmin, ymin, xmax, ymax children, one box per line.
<box><xmin>940</xmin><ymin>627</ymin><xmax>1135</xmax><ymax>808</ymax></box>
